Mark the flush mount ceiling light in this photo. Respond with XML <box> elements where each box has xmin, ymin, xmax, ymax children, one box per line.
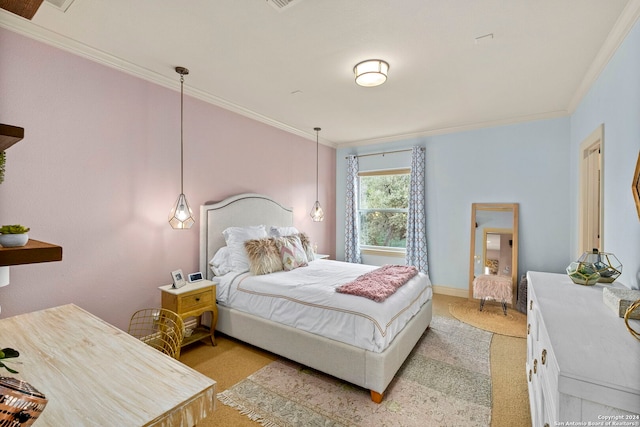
<box><xmin>354</xmin><ymin>59</ymin><xmax>389</xmax><ymax>87</ymax></box>
<box><xmin>168</xmin><ymin>66</ymin><xmax>195</xmax><ymax>229</ymax></box>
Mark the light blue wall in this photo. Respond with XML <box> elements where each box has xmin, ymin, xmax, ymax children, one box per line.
<box><xmin>336</xmin><ymin>118</ymin><xmax>572</xmax><ymax>291</ymax></box>
<box><xmin>336</xmin><ymin>17</ymin><xmax>640</xmax><ymax>292</ymax></box>
<box><xmin>570</xmin><ymin>18</ymin><xmax>640</xmax><ymax>290</ymax></box>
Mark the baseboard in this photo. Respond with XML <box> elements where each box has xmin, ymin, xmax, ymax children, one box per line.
<box><xmin>432</xmin><ymin>285</ymin><xmax>468</xmax><ymax>298</ymax></box>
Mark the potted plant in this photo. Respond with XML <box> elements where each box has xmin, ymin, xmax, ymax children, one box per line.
<box><xmin>0</xmin><ymin>225</ymin><xmax>30</xmax><ymax>248</ymax></box>
<box><xmin>0</xmin><ymin>348</ymin><xmax>19</xmax><ymax>374</ymax></box>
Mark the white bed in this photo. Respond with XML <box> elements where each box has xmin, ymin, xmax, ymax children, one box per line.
<box><xmin>199</xmin><ymin>193</ymin><xmax>433</xmax><ymax>403</ymax></box>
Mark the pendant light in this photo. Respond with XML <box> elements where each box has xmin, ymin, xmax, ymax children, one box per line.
<box><xmin>168</xmin><ymin>66</ymin><xmax>195</xmax><ymax>229</ymax></box>
<box><xmin>310</xmin><ymin>127</ymin><xmax>324</xmax><ymax>222</ymax></box>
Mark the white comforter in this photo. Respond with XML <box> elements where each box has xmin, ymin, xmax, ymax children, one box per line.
<box><xmin>215</xmin><ymin>259</ymin><xmax>432</xmax><ymax>353</ymax></box>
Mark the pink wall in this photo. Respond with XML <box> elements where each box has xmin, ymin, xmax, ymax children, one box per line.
<box><xmin>0</xmin><ymin>29</ymin><xmax>336</xmax><ymax>330</ymax></box>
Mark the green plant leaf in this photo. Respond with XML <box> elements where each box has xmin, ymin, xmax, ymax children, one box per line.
<box><xmin>0</xmin><ymin>348</ymin><xmax>19</xmax><ymax>359</ymax></box>
<box><xmin>0</xmin><ymin>361</ymin><xmax>18</xmax><ymax>374</ymax></box>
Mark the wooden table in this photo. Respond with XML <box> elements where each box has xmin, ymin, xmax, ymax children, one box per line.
<box><xmin>0</xmin><ymin>304</ymin><xmax>216</xmax><ymax>426</ymax></box>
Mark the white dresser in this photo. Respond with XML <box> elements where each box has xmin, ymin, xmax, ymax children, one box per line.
<box><xmin>526</xmin><ymin>271</ymin><xmax>640</xmax><ymax>426</ymax></box>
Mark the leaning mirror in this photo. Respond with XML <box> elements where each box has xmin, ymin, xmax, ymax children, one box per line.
<box><xmin>468</xmin><ymin>203</ymin><xmax>519</xmax><ymax>307</ymax></box>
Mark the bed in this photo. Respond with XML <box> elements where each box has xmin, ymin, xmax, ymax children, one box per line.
<box><xmin>199</xmin><ymin>193</ymin><xmax>433</xmax><ymax>403</ymax></box>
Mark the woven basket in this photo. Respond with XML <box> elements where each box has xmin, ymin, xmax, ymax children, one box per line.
<box><xmin>0</xmin><ymin>377</ymin><xmax>47</xmax><ymax>426</ymax></box>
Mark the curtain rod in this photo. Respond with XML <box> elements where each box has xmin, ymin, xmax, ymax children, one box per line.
<box><xmin>344</xmin><ymin>146</ymin><xmax>424</xmax><ymax>159</ymax></box>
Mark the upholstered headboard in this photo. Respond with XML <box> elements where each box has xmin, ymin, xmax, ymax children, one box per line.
<box><xmin>199</xmin><ymin>193</ymin><xmax>294</xmax><ymax>279</ymax></box>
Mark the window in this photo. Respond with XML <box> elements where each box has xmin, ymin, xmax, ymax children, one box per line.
<box><xmin>358</xmin><ymin>169</ymin><xmax>410</xmax><ymax>251</ymax></box>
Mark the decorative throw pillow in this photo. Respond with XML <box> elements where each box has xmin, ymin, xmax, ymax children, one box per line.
<box><xmin>297</xmin><ymin>232</ymin><xmax>316</xmax><ymax>261</ymax></box>
<box><xmin>244</xmin><ymin>238</ymin><xmax>283</xmax><ymax>275</ymax></box>
<box><xmin>275</xmin><ymin>235</ymin><xmax>308</xmax><ymax>271</ymax></box>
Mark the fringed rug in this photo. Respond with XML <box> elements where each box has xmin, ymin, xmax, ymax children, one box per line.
<box><xmin>217</xmin><ymin>316</ymin><xmax>493</xmax><ymax>426</ymax></box>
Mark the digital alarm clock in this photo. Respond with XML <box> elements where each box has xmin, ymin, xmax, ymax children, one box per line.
<box><xmin>188</xmin><ymin>272</ymin><xmax>203</xmax><ymax>283</ymax></box>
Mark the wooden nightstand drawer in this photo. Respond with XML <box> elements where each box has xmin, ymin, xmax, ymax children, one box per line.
<box><xmin>181</xmin><ymin>290</ymin><xmax>213</xmax><ymax>311</ymax></box>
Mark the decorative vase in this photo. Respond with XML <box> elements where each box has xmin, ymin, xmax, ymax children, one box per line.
<box><xmin>566</xmin><ymin>259</ymin><xmax>600</xmax><ymax>286</ymax></box>
<box><xmin>590</xmin><ymin>250</ymin><xmax>622</xmax><ymax>283</ymax></box>
<box><xmin>0</xmin><ymin>376</ymin><xmax>48</xmax><ymax>426</ymax></box>
<box><xmin>566</xmin><ymin>249</ymin><xmax>623</xmax><ymax>285</ymax></box>
<box><xmin>0</xmin><ymin>234</ymin><xmax>28</xmax><ymax>248</ymax></box>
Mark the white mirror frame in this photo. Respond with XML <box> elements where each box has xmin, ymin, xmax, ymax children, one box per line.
<box><xmin>468</xmin><ymin>203</ymin><xmax>519</xmax><ymax>306</ymax></box>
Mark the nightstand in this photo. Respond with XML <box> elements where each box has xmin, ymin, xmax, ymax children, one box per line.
<box><xmin>314</xmin><ymin>254</ymin><xmax>330</xmax><ymax>260</ymax></box>
<box><xmin>159</xmin><ymin>280</ymin><xmax>218</xmax><ymax>354</ymax></box>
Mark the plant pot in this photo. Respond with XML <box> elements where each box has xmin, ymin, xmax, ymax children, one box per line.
<box><xmin>0</xmin><ymin>376</ymin><xmax>48</xmax><ymax>426</ymax></box>
<box><xmin>0</xmin><ymin>234</ymin><xmax>28</xmax><ymax>247</ymax></box>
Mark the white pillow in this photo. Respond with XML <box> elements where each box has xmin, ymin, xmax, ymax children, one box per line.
<box><xmin>222</xmin><ymin>225</ymin><xmax>268</xmax><ymax>272</ymax></box>
<box><xmin>269</xmin><ymin>226</ymin><xmax>300</xmax><ymax>237</ymax></box>
<box><xmin>209</xmin><ymin>246</ymin><xmax>232</xmax><ymax>276</ymax></box>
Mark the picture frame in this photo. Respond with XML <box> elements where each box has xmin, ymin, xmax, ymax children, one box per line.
<box><xmin>171</xmin><ymin>269</ymin><xmax>187</xmax><ymax>289</ymax></box>
<box><xmin>633</xmin><ymin>151</ymin><xmax>640</xmax><ymax>220</ymax></box>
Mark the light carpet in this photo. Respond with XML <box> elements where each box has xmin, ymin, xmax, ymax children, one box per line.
<box><xmin>217</xmin><ymin>316</ymin><xmax>493</xmax><ymax>427</ymax></box>
<box><xmin>449</xmin><ymin>300</ymin><xmax>527</xmax><ymax>338</ymax></box>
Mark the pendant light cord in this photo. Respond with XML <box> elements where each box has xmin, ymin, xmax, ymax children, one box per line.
<box><xmin>316</xmin><ymin>132</ymin><xmax>318</xmax><ymax>200</ymax></box>
<box><xmin>180</xmin><ymin>73</ymin><xmax>185</xmax><ymax>195</ymax></box>
<box><xmin>315</xmin><ymin>127</ymin><xmax>320</xmax><ymax>201</ymax></box>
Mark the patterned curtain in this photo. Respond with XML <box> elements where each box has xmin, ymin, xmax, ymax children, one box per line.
<box><xmin>406</xmin><ymin>146</ymin><xmax>428</xmax><ymax>273</ymax></box>
<box><xmin>344</xmin><ymin>155</ymin><xmax>362</xmax><ymax>264</ymax></box>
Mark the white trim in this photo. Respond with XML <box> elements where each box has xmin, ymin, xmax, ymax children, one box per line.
<box><xmin>0</xmin><ymin>11</ymin><xmax>337</xmax><ymax>149</ymax></box>
<box><xmin>361</xmin><ymin>247</ymin><xmax>406</xmax><ymax>258</ymax></box>
<box><xmin>2</xmin><ymin>1</ymin><xmax>638</xmax><ymax>148</ymax></box>
<box><xmin>578</xmin><ymin>124</ymin><xmax>604</xmax><ymax>255</ymax></box>
<box><xmin>432</xmin><ymin>285</ymin><xmax>468</xmax><ymax>299</ymax></box>
<box><xmin>568</xmin><ymin>0</ymin><xmax>640</xmax><ymax>113</ymax></box>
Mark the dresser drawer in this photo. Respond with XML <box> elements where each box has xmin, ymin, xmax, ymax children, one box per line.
<box><xmin>180</xmin><ymin>289</ymin><xmax>213</xmax><ymax>312</ymax></box>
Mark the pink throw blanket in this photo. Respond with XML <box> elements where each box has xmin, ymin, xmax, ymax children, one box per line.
<box><xmin>336</xmin><ymin>265</ymin><xmax>419</xmax><ymax>302</ymax></box>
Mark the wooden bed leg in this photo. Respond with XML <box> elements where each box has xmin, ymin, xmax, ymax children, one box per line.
<box><xmin>370</xmin><ymin>390</ymin><xmax>383</xmax><ymax>404</ymax></box>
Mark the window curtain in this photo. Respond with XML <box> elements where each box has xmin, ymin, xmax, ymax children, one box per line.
<box><xmin>344</xmin><ymin>155</ymin><xmax>361</xmax><ymax>264</ymax></box>
<box><xmin>406</xmin><ymin>146</ymin><xmax>428</xmax><ymax>273</ymax></box>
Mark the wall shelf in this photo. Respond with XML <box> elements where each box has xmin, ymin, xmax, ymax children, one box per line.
<box><xmin>0</xmin><ymin>240</ymin><xmax>63</xmax><ymax>267</ymax></box>
<box><xmin>0</xmin><ymin>124</ymin><xmax>25</xmax><ymax>152</ymax></box>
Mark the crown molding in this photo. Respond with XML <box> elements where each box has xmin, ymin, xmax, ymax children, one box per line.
<box><xmin>341</xmin><ymin>110</ymin><xmax>569</xmax><ymax>148</ymax></box>
<box><xmin>2</xmin><ymin>2</ymin><xmax>637</xmax><ymax>149</ymax></box>
<box><xmin>568</xmin><ymin>0</ymin><xmax>640</xmax><ymax>113</ymax></box>
<box><xmin>0</xmin><ymin>10</ymin><xmax>338</xmax><ymax>149</ymax></box>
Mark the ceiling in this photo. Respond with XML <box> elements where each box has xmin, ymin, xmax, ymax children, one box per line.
<box><xmin>1</xmin><ymin>0</ymin><xmax>639</xmax><ymax>147</ymax></box>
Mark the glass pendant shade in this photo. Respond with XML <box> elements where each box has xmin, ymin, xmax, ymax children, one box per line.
<box><xmin>169</xmin><ymin>193</ymin><xmax>194</xmax><ymax>229</ymax></box>
<box><xmin>310</xmin><ymin>201</ymin><xmax>324</xmax><ymax>222</ymax></box>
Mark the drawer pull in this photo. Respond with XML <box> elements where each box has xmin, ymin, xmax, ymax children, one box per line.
<box><xmin>544</xmin><ymin>424</ymin><xmax>549</xmax><ymax>427</ymax></box>
<box><xmin>527</xmin><ymin>324</ymin><xmax>531</xmax><ymax>335</ymax></box>
<box><xmin>541</xmin><ymin>349</ymin><xmax>547</xmax><ymax>365</ymax></box>
<box><xmin>528</xmin><ymin>369</ymin><xmax>532</xmax><ymax>382</ymax></box>
<box><xmin>533</xmin><ymin>359</ymin><xmax>538</xmax><ymax>374</ymax></box>
<box><xmin>195</xmin><ymin>297</ymin><xmax>200</xmax><ymax>302</ymax></box>
<box><xmin>529</xmin><ymin>300</ymin><xmax>533</xmax><ymax>310</ymax></box>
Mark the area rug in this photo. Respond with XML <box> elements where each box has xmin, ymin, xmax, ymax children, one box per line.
<box><xmin>449</xmin><ymin>300</ymin><xmax>527</xmax><ymax>338</ymax></box>
<box><xmin>217</xmin><ymin>316</ymin><xmax>492</xmax><ymax>426</ymax></box>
